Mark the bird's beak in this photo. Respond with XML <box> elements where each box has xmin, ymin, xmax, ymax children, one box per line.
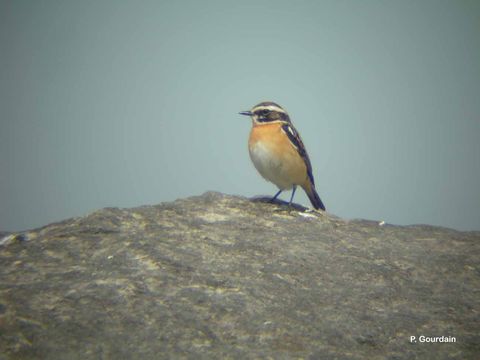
<box><xmin>239</xmin><ymin>111</ymin><xmax>253</xmax><ymax>116</ymax></box>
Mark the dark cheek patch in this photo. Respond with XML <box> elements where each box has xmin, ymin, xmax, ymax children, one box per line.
<box><xmin>280</xmin><ymin>112</ymin><xmax>291</xmax><ymax>122</ymax></box>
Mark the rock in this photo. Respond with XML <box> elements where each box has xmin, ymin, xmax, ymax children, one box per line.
<box><xmin>0</xmin><ymin>192</ymin><xmax>478</xmax><ymax>359</ymax></box>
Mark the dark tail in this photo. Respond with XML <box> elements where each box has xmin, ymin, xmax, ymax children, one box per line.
<box><xmin>304</xmin><ymin>185</ymin><xmax>326</xmax><ymax>211</ymax></box>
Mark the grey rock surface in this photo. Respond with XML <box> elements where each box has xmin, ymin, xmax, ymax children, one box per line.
<box><xmin>0</xmin><ymin>192</ymin><xmax>479</xmax><ymax>359</ymax></box>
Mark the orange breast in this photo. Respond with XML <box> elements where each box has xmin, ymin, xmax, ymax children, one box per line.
<box><xmin>248</xmin><ymin>122</ymin><xmax>308</xmax><ymax>189</ymax></box>
<box><xmin>249</xmin><ymin>123</ymin><xmax>284</xmax><ymax>155</ymax></box>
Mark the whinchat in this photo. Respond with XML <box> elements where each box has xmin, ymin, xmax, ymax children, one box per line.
<box><xmin>240</xmin><ymin>101</ymin><xmax>326</xmax><ymax>211</ymax></box>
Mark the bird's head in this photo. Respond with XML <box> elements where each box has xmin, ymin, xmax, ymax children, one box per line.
<box><xmin>239</xmin><ymin>101</ymin><xmax>291</xmax><ymax>125</ymax></box>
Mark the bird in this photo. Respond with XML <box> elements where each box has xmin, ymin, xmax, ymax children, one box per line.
<box><xmin>239</xmin><ymin>101</ymin><xmax>326</xmax><ymax>211</ymax></box>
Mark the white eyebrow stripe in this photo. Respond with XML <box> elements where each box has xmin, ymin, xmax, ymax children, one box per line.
<box><xmin>252</xmin><ymin>105</ymin><xmax>286</xmax><ymax>113</ymax></box>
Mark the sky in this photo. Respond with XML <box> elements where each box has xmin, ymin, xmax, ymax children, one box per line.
<box><xmin>1</xmin><ymin>0</ymin><xmax>479</xmax><ymax>232</ymax></box>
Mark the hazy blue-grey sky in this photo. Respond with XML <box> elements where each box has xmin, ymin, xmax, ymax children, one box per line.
<box><xmin>1</xmin><ymin>0</ymin><xmax>479</xmax><ymax>231</ymax></box>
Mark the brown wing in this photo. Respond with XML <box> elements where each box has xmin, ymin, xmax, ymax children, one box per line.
<box><xmin>281</xmin><ymin>123</ymin><xmax>315</xmax><ymax>186</ymax></box>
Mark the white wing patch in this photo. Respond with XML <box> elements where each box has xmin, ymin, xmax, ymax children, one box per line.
<box><xmin>281</xmin><ymin>124</ymin><xmax>299</xmax><ymax>150</ymax></box>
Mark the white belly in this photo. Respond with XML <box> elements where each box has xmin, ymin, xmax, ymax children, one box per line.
<box><xmin>249</xmin><ymin>142</ymin><xmax>295</xmax><ymax>190</ymax></box>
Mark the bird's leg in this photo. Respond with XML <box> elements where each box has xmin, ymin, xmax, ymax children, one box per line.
<box><xmin>289</xmin><ymin>186</ymin><xmax>297</xmax><ymax>206</ymax></box>
<box><xmin>270</xmin><ymin>189</ymin><xmax>283</xmax><ymax>203</ymax></box>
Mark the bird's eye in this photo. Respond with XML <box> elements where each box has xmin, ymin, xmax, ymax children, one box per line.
<box><xmin>261</xmin><ymin>109</ymin><xmax>270</xmax><ymax>116</ymax></box>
